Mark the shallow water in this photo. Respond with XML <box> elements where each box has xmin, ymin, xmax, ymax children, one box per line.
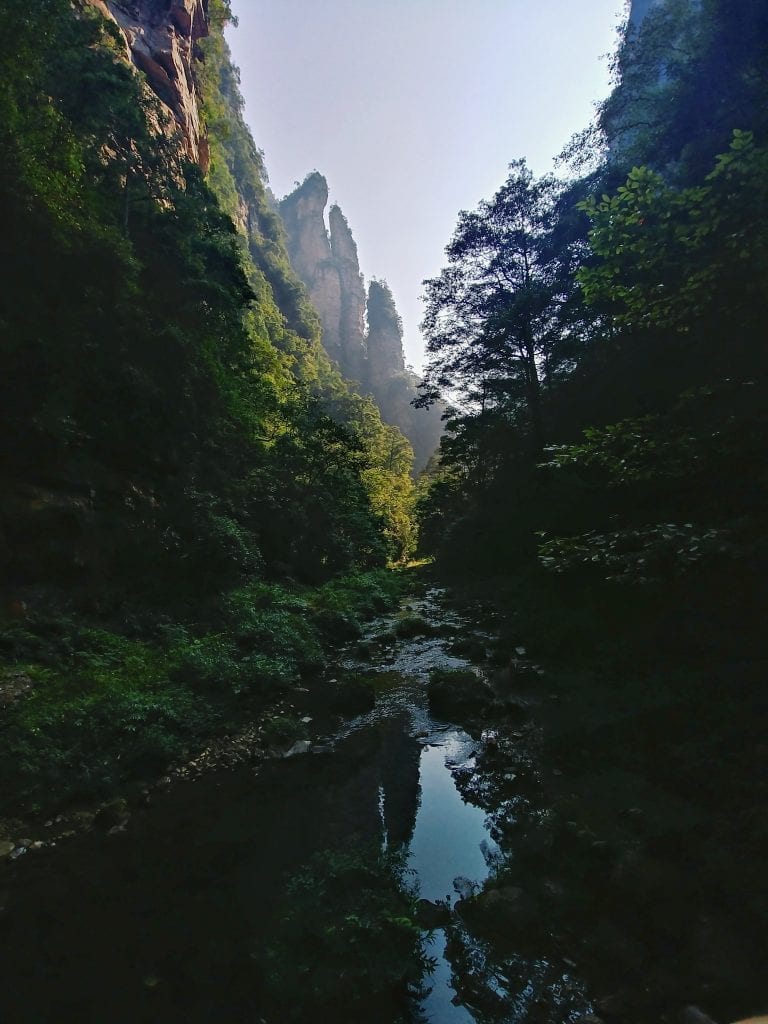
<box><xmin>409</xmin><ymin>738</ymin><xmax>493</xmax><ymax>904</ymax></box>
<box><xmin>409</xmin><ymin>735</ymin><xmax>498</xmax><ymax>1023</ymax></box>
<box><xmin>0</xmin><ymin>587</ymin><xmax>590</xmax><ymax>1023</ymax></box>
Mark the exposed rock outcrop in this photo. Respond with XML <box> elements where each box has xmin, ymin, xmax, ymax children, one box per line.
<box><xmin>280</xmin><ymin>174</ymin><xmax>443</xmax><ymax>471</ymax></box>
<box><xmin>329</xmin><ymin>205</ymin><xmax>367</xmax><ymax>382</ymax></box>
<box><xmin>86</xmin><ymin>0</ymin><xmax>209</xmax><ymax>164</ymax></box>
<box><xmin>278</xmin><ymin>173</ymin><xmax>353</xmax><ymax>367</ymax></box>
<box><xmin>366</xmin><ymin>279</ymin><xmax>406</xmax><ymax>389</ymax></box>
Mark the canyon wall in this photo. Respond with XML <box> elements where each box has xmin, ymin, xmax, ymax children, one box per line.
<box><xmin>86</xmin><ymin>0</ymin><xmax>209</xmax><ymax>166</ymax></box>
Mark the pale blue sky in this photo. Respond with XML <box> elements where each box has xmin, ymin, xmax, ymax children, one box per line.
<box><xmin>228</xmin><ymin>1</ymin><xmax>625</xmax><ymax>368</ymax></box>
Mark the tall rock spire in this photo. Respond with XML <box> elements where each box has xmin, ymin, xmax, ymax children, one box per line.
<box><xmin>366</xmin><ymin>280</ymin><xmax>405</xmax><ymax>388</ymax></box>
<box><xmin>280</xmin><ymin>173</ymin><xmax>443</xmax><ymax>471</ymax></box>
<box><xmin>279</xmin><ymin>173</ymin><xmax>345</xmax><ymax>362</ymax></box>
<box><xmin>329</xmin><ymin>205</ymin><xmax>367</xmax><ymax>382</ymax></box>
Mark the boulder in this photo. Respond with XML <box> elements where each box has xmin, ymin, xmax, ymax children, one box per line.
<box><xmin>328</xmin><ymin>676</ymin><xmax>376</xmax><ymax>715</ymax></box>
<box><xmin>95</xmin><ymin>798</ymin><xmax>130</xmax><ymax>830</ymax></box>
<box><xmin>283</xmin><ymin>740</ymin><xmax>311</xmax><ymax>758</ymax></box>
<box><xmin>681</xmin><ymin>1007</ymin><xmax>718</xmax><ymax>1024</ymax></box>
<box><xmin>415</xmin><ymin>899</ymin><xmax>451</xmax><ymax>929</ymax></box>
<box><xmin>428</xmin><ymin>668</ymin><xmax>493</xmax><ymax>718</ymax></box>
<box><xmin>457</xmin><ymin>885</ymin><xmax>540</xmax><ymax>938</ymax></box>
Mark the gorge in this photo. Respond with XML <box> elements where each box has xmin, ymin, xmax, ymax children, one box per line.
<box><xmin>1</xmin><ymin>1</ymin><xmax>767</xmax><ymax>1022</ymax></box>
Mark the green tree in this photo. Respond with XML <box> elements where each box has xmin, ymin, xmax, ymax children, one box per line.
<box><xmin>419</xmin><ymin>161</ymin><xmax>569</xmax><ymax>454</ymax></box>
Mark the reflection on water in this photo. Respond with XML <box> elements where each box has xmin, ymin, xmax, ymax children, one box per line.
<box><xmin>0</xmin><ymin>585</ymin><xmax>595</xmax><ymax>1024</ymax></box>
<box><xmin>423</xmin><ymin>928</ymin><xmax>476</xmax><ymax>1024</ymax></box>
<box><xmin>407</xmin><ymin>733</ymin><xmax>499</xmax><ymax>1022</ymax></box>
<box><xmin>409</xmin><ymin>738</ymin><xmax>493</xmax><ymax>904</ymax></box>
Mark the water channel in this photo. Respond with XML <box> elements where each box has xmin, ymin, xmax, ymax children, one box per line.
<box><xmin>0</xmin><ymin>587</ymin><xmax>593</xmax><ymax>1023</ymax></box>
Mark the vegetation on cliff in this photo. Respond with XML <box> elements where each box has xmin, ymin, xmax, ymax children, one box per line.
<box><xmin>279</xmin><ymin>174</ymin><xmax>444</xmax><ymax>472</ymax></box>
<box><xmin>0</xmin><ymin>0</ymin><xmax>416</xmax><ymax>811</ymax></box>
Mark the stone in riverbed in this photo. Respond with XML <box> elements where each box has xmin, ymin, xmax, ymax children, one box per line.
<box><xmin>328</xmin><ymin>676</ymin><xmax>376</xmax><ymax>714</ymax></box>
<box><xmin>456</xmin><ymin>885</ymin><xmax>540</xmax><ymax>938</ymax></box>
<box><xmin>415</xmin><ymin>898</ymin><xmax>451</xmax><ymax>929</ymax></box>
<box><xmin>0</xmin><ymin>840</ymin><xmax>14</xmax><ymax>859</ymax></box>
<box><xmin>71</xmin><ymin>810</ymin><xmax>96</xmax><ymax>829</ymax></box>
<box><xmin>95</xmin><ymin>798</ymin><xmax>130</xmax><ymax>830</ymax></box>
<box><xmin>283</xmin><ymin>740</ymin><xmax>311</xmax><ymax>758</ymax></box>
<box><xmin>428</xmin><ymin>668</ymin><xmax>493</xmax><ymax>718</ymax></box>
<box><xmin>680</xmin><ymin>1008</ymin><xmax>718</xmax><ymax>1024</ymax></box>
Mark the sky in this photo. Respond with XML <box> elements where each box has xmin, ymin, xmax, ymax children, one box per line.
<box><xmin>228</xmin><ymin>0</ymin><xmax>625</xmax><ymax>370</ymax></box>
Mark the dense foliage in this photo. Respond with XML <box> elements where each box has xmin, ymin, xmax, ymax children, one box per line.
<box><xmin>0</xmin><ymin>0</ymin><xmax>416</xmax><ymax>601</ymax></box>
<box><xmin>0</xmin><ymin>569</ymin><xmax>403</xmax><ymax>814</ymax></box>
<box><xmin>417</xmin><ymin>0</ymin><xmax>768</xmax><ymax>644</ymax></box>
<box><xmin>0</xmin><ymin>0</ymin><xmax>416</xmax><ymax>809</ymax></box>
<box><xmin>263</xmin><ymin>848</ymin><xmax>428</xmax><ymax>1023</ymax></box>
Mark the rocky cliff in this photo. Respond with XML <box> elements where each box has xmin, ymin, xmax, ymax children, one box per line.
<box><xmin>366</xmin><ymin>280</ymin><xmax>405</xmax><ymax>388</ymax></box>
<box><xmin>86</xmin><ymin>0</ymin><xmax>209</xmax><ymax>165</ymax></box>
<box><xmin>278</xmin><ymin>173</ymin><xmax>363</xmax><ymax>369</ymax></box>
<box><xmin>329</xmin><ymin>205</ymin><xmax>368</xmax><ymax>383</ymax></box>
<box><xmin>81</xmin><ymin>2</ymin><xmax>439</xmax><ymax>468</ymax></box>
<box><xmin>280</xmin><ymin>175</ymin><xmax>443</xmax><ymax>471</ymax></box>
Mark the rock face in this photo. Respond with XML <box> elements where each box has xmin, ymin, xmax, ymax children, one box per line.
<box><xmin>329</xmin><ymin>205</ymin><xmax>368</xmax><ymax>382</ymax></box>
<box><xmin>280</xmin><ymin>174</ymin><xmax>443</xmax><ymax>471</ymax></box>
<box><xmin>86</xmin><ymin>0</ymin><xmax>209</xmax><ymax>164</ymax></box>
<box><xmin>367</xmin><ymin>279</ymin><xmax>405</xmax><ymax>388</ymax></box>
<box><xmin>279</xmin><ymin>174</ymin><xmax>364</xmax><ymax>370</ymax></box>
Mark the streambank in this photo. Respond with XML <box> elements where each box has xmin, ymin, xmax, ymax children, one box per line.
<box><xmin>0</xmin><ymin>582</ymin><xmax>593</xmax><ymax>1023</ymax></box>
<box><xmin>0</xmin><ymin>578</ymin><xmax>765</xmax><ymax>1024</ymax></box>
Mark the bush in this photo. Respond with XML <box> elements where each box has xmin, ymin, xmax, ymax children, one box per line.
<box><xmin>262</xmin><ymin>847</ymin><xmax>430</xmax><ymax>1023</ymax></box>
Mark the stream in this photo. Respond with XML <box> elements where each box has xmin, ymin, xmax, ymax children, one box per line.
<box><xmin>0</xmin><ymin>587</ymin><xmax>596</xmax><ymax>1022</ymax></box>
<box><xmin>1</xmin><ymin>585</ymin><xmax>593</xmax><ymax>1024</ymax></box>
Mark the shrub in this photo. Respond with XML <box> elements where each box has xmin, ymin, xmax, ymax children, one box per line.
<box><xmin>262</xmin><ymin>848</ymin><xmax>430</xmax><ymax>1023</ymax></box>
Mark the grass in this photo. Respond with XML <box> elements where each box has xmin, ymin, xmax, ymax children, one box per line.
<box><xmin>0</xmin><ymin>569</ymin><xmax>404</xmax><ymax>816</ymax></box>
